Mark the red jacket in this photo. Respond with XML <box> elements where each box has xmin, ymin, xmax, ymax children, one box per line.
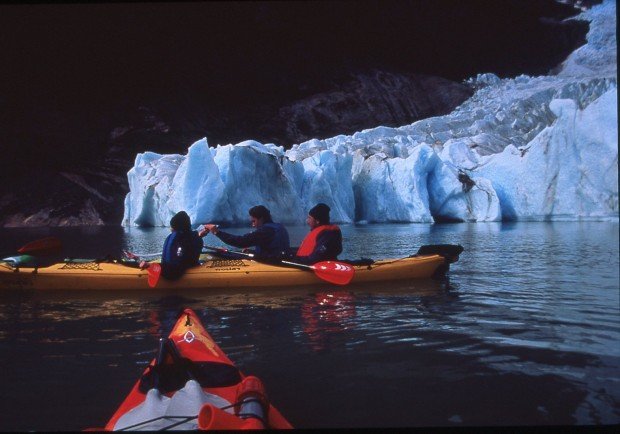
<box><xmin>295</xmin><ymin>225</ymin><xmax>342</xmax><ymax>264</ymax></box>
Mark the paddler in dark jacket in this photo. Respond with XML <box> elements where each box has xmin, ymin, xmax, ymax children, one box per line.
<box><xmin>292</xmin><ymin>203</ymin><xmax>342</xmax><ymax>265</ymax></box>
<box><xmin>141</xmin><ymin>211</ymin><xmax>204</xmax><ymax>280</ymax></box>
<box><xmin>200</xmin><ymin>205</ymin><xmax>290</xmax><ymax>260</ymax></box>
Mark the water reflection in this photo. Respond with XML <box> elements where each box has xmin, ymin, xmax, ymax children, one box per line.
<box><xmin>301</xmin><ymin>291</ymin><xmax>357</xmax><ymax>352</ymax></box>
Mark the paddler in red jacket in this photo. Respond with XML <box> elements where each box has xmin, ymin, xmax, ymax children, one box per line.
<box><xmin>293</xmin><ymin>203</ymin><xmax>343</xmax><ymax>265</ymax></box>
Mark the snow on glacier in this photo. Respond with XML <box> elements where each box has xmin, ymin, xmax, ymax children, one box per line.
<box><xmin>122</xmin><ymin>0</ymin><xmax>617</xmax><ymax>227</ymax></box>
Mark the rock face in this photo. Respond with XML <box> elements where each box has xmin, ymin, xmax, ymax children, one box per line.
<box><xmin>0</xmin><ymin>71</ymin><xmax>473</xmax><ymax>227</ymax></box>
<box><xmin>263</xmin><ymin>71</ymin><xmax>473</xmax><ymax>145</ymax></box>
<box><xmin>0</xmin><ymin>156</ymin><xmax>128</xmax><ymax>227</ymax></box>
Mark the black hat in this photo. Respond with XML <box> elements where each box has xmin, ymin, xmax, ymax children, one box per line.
<box><xmin>309</xmin><ymin>203</ymin><xmax>330</xmax><ymax>225</ymax></box>
<box><xmin>170</xmin><ymin>211</ymin><xmax>191</xmax><ymax>232</ymax></box>
<box><xmin>249</xmin><ymin>205</ymin><xmax>272</xmax><ymax>222</ymax></box>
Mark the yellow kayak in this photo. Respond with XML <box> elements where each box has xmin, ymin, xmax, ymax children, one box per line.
<box><xmin>0</xmin><ymin>245</ymin><xmax>462</xmax><ymax>291</ymax></box>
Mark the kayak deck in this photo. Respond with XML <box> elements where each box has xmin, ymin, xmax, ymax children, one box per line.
<box><xmin>0</xmin><ymin>253</ymin><xmax>449</xmax><ymax>291</ymax></box>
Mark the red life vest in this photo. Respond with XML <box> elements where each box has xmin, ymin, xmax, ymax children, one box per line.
<box><xmin>296</xmin><ymin>225</ymin><xmax>340</xmax><ymax>256</ymax></box>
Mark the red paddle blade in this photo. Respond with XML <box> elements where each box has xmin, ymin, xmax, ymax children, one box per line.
<box><xmin>312</xmin><ymin>261</ymin><xmax>355</xmax><ymax>285</ymax></box>
<box><xmin>147</xmin><ymin>263</ymin><xmax>162</xmax><ymax>288</ymax></box>
<box><xmin>17</xmin><ymin>237</ymin><xmax>62</xmax><ymax>256</ymax></box>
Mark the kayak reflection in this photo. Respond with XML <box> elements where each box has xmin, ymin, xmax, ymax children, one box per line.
<box><xmin>301</xmin><ymin>291</ymin><xmax>356</xmax><ymax>352</ymax></box>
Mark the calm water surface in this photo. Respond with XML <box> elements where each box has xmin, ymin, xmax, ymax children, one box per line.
<box><xmin>0</xmin><ymin>222</ymin><xmax>618</xmax><ymax>430</ymax></box>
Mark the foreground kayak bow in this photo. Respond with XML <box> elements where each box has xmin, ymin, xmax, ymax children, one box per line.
<box><xmin>89</xmin><ymin>308</ymin><xmax>292</xmax><ymax>431</ymax></box>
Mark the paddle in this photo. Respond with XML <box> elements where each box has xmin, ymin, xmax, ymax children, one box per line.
<box><xmin>123</xmin><ymin>250</ymin><xmax>161</xmax><ymax>261</ymax></box>
<box><xmin>147</xmin><ymin>263</ymin><xmax>162</xmax><ymax>288</ymax></box>
<box><xmin>16</xmin><ymin>236</ymin><xmax>62</xmax><ymax>256</ymax></box>
<box><xmin>203</xmin><ymin>245</ymin><xmax>355</xmax><ymax>285</ymax></box>
<box><xmin>121</xmin><ymin>251</ymin><xmax>162</xmax><ymax>288</ymax></box>
<box><xmin>1</xmin><ymin>237</ymin><xmax>63</xmax><ymax>267</ymax></box>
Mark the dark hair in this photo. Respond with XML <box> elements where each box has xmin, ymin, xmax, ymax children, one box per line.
<box><xmin>309</xmin><ymin>203</ymin><xmax>330</xmax><ymax>225</ymax></box>
<box><xmin>249</xmin><ymin>205</ymin><xmax>272</xmax><ymax>223</ymax></box>
<box><xmin>170</xmin><ymin>211</ymin><xmax>191</xmax><ymax>232</ymax></box>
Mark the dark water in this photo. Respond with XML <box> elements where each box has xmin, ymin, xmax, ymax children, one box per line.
<box><xmin>0</xmin><ymin>222</ymin><xmax>618</xmax><ymax>430</ymax></box>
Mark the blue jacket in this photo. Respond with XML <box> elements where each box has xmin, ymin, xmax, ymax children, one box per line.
<box><xmin>215</xmin><ymin>222</ymin><xmax>290</xmax><ymax>259</ymax></box>
<box><xmin>161</xmin><ymin>230</ymin><xmax>204</xmax><ymax>280</ymax></box>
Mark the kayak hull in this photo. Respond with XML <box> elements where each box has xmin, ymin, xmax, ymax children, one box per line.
<box><xmin>99</xmin><ymin>308</ymin><xmax>292</xmax><ymax>430</ymax></box>
<box><xmin>0</xmin><ymin>254</ymin><xmax>448</xmax><ymax>291</ymax></box>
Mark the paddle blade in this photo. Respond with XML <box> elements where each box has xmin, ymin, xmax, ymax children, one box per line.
<box><xmin>147</xmin><ymin>263</ymin><xmax>162</xmax><ymax>288</ymax></box>
<box><xmin>312</xmin><ymin>261</ymin><xmax>355</xmax><ymax>285</ymax></box>
<box><xmin>17</xmin><ymin>237</ymin><xmax>62</xmax><ymax>256</ymax></box>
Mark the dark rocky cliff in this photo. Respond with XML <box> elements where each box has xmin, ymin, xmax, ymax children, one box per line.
<box><xmin>0</xmin><ymin>71</ymin><xmax>473</xmax><ymax>227</ymax></box>
<box><xmin>262</xmin><ymin>71</ymin><xmax>472</xmax><ymax>144</ymax></box>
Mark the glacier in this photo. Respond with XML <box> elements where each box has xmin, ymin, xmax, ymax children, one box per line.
<box><xmin>122</xmin><ymin>0</ymin><xmax>617</xmax><ymax>227</ymax></box>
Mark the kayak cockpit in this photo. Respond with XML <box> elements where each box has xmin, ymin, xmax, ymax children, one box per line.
<box><xmin>113</xmin><ymin>379</ymin><xmax>234</xmax><ymax>431</ymax></box>
<box><xmin>138</xmin><ymin>359</ymin><xmax>242</xmax><ymax>394</ymax></box>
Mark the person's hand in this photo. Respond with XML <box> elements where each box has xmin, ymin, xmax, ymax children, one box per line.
<box><xmin>139</xmin><ymin>261</ymin><xmax>149</xmax><ymax>269</ymax></box>
<box><xmin>202</xmin><ymin>224</ymin><xmax>219</xmax><ymax>235</ymax></box>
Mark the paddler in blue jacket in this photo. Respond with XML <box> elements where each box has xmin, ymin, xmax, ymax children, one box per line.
<box><xmin>200</xmin><ymin>205</ymin><xmax>290</xmax><ymax>260</ymax></box>
<box><xmin>141</xmin><ymin>211</ymin><xmax>204</xmax><ymax>280</ymax></box>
